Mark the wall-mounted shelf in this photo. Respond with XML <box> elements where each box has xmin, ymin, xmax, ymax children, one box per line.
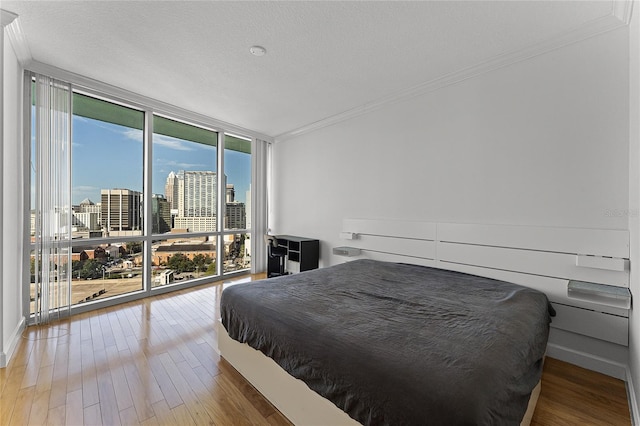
<box><xmin>333</xmin><ymin>246</ymin><xmax>361</xmax><ymax>257</ymax></box>
<box><xmin>567</xmin><ymin>280</ymin><xmax>631</xmax><ymax>309</ymax></box>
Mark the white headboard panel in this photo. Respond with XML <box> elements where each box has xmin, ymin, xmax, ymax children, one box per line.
<box><xmin>438</xmin><ymin>223</ymin><xmax>629</xmax><ymax>258</ymax></box>
<box><xmin>343</xmin><ymin>218</ymin><xmax>436</xmax><ymax>240</ymax></box>
<box><xmin>340</xmin><ymin>218</ymin><xmax>631</xmax><ymax>347</ymax></box>
<box><xmin>438</xmin><ymin>242</ymin><xmax>628</xmax><ymax>287</ymax></box>
<box><xmin>342</xmin><ymin>218</ymin><xmax>436</xmax><ymax>266</ymax></box>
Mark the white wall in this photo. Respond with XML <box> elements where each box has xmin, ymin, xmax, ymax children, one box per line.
<box><xmin>272</xmin><ymin>26</ymin><xmax>629</xmax><ymax>255</ymax></box>
<box><xmin>271</xmin><ymin>17</ymin><xmax>633</xmax><ymax>391</ymax></box>
<box><xmin>1</xmin><ymin>16</ymin><xmax>25</xmax><ymax>367</ymax></box>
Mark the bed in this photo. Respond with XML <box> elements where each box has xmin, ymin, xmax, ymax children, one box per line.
<box><xmin>220</xmin><ymin>259</ymin><xmax>553</xmax><ymax>425</ymax></box>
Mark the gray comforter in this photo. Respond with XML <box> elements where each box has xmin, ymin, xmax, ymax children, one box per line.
<box><xmin>221</xmin><ymin>259</ymin><xmax>553</xmax><ymax>425</ymax></box>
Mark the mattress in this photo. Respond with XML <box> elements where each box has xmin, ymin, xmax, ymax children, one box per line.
<box><xmin>221</xmin><ymin>259</ymin><xmax>553</xmax><ymax>425</ymax></box>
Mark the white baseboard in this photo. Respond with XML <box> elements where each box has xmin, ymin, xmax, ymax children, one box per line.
<box><xmin>546</xmin><ymin>342</ymin><xmax>628</xmax><ymax>380</ymax></box>
<box><xmin>626</xmin><ymin>365</ymin><xmax>639</xmax><ymax>426</ymax></box>
<box><xmin>0</xmin><ymin>317</ymin><xmax>25</xmax><ymax>368</ymax></box>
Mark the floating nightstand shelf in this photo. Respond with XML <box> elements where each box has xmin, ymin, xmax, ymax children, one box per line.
<box><xmin>333</xmin><ymin>246</ymin><xmax>361</xmax><ymax>257</ymax></box>
<box><xmin>567</xmin><ymin>280</ymin><xmax>631</xmax><ymax>309</ymax></box>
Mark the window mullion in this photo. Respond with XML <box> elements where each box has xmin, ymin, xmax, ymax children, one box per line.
<box><xmin>143</xmin><ymin>109</ymin><xmax>153</xmax><ymax>294</ymax></box>
<box><xmin>217</xmin><ymin>131</ymin><xmax>225</xmax><ymax>276</ymax></box>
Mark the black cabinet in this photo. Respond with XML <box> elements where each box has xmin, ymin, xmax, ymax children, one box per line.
<box><xmin>267</xmin><ymin>235</ymin><xmax>319</xmax><ymax>278</ymax></box>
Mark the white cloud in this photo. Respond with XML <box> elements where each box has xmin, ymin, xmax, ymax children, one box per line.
<box><xmin>154</xmin><ymin>134</ymin><xmax>195</xmax><ymax>151</ymax></box>
<box><xmin>121</xmin><ymin>129</ymin><xmax>195</xmax><ymax>151</ymax></box>
<box><xmin>74</xmin><ymin>185</ymin><xmax>99</xmax><ymax>193</ymax></box>
<box><xmin>75</xmin><ymin>185</ymin><xmax>98</xmax><ymax>190</ymax></box>
<box><xmin>156</xmin><ymin>159</ymin><xmax>206</xmax><ymax>169</ymax></box>
<box><xmin>122</xmin><ymin>128</ymin><xmax>144</xmax><ymax>142</ymax></box>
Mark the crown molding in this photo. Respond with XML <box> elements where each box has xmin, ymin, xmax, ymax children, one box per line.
<box><xmin>1</xmin><ymin>8</ymin><xmax>17</xmax><ymax>28</ymax></box>
<box><xmin>3</xmin><ymin>13</ymin><xmax>33</xmax><ymax>67</ymax></box>
<box><xmin>612</xmin><ymin>0</ymin><xmax>634</xmax><ymax>25</ymax></box>
<box><xmin>275</xmin><ymin>2</ymin><xmax>632</xmax><ymax>143</ymax></box>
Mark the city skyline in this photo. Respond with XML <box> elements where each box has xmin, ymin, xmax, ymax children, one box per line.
<box><xmin>70</xmin><ymin>115</ymin><xmax>251</xmax><ymax>206</ymax></box>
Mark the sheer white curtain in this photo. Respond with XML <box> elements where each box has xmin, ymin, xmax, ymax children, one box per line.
<box><xmin>251</xmin><ymin>138</ymin><xmax>270</xmax><ymax>273</ymax></box>
<box><xmin>32</xmin><ymin>73</ymin><xmax>72</xmax><ymax>324</ymax></box>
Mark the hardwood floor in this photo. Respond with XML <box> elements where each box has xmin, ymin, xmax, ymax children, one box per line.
<box><xmin>531</xmin><ymin>357</ymin><xmax>631</xmax><ymax>425</ymax></box>
<box><xmin>0</xmin><ymin>274</ymin><xmax>632</xmax><ymax>425</ymax></box>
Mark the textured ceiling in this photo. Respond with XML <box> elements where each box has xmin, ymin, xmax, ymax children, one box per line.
<box><xmin>2</xmin><ymin>1</ymin><xmax>616</xmax><ymax>138</ymax></box>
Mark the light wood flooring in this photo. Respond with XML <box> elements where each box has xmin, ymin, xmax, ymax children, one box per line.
<box><xmin>0</xmin><ymin>274</ymin><xmax>632</xmax><ymax>425</ymax></box>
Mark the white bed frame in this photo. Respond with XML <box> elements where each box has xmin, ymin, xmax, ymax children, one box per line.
<box><xmin>218</xmin><ymin>321</ymin><xmax>541</xmax><ymax>426</ymax></box>
<box><xmin>217</xmin><ymin>219</ymin><xmax>630</xmax><ymax>425</ymax></box>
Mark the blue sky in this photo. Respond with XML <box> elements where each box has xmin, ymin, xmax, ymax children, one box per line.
<box><xmin>71</xmin><ymin>116</ymin><xmax>251</xmax><ymax>205</ymax></box>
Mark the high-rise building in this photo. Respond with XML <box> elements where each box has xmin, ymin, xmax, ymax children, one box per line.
<box><xmin>151</xmin><ymin>194</ymin><xmax>171</xmax><ymax>234</ymax></box>
<box><xmin>165</xmin><ymin>171</ymin><xmax>180</xmax><ymax>210</ymax></box>
<box><xmin>79</xmin><ymin>198</ymin><xmax>101</xmax><ymax>214</ymax></box>
<box><xmin>225</xmin><ymin>202</ymin><xmax>246</xmax><ymax>230</ymax></box>
<box><xmin>72</xmin><ymin>198</ymin><xmax>102</xmax><ymax>231</ymax></box>
<box><xmin>226</xmin><ymin>184</ymin><xmax>235</xmax><ymax>203</ymax></box>
<box><xmin>101</xmin><ymin>189</ymin><xmax>142</xmax><ymax>236</ymax></box>
<box><xmin>179</xmin><ymin>171</ymin><xmax>218</xmax><ymax>217</ymax></box>
<box><xmin>73</xmin><ymin>212</ymin><xmax>100</xmax><ymax>231</ymax></box>
<box><xmin>170</xmin><ymin>171</ymin><xmax>225</xmax><ymax>232</ymax></box>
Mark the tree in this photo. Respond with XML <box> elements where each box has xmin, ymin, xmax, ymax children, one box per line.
<box><xmin>72</xmin><ymin>260</ymin><xmax>82</xmax><ymax>279</ymax></box>
<box><xmin>166</xmin><ymin>253</ymin><xmax>194</xmax><ymax>273</ymax></box>
<box><xmin>205</xmin><ymin>261</ymin><xmax>217</xmax><ymax>276</ymax></box>
<box><xmin>126</xmin><ymin>241</ymin><xmax>143</xmax><ymax>255</ymax></box>
<box><xmin>192</xmin><ymin>254</ymin><xmax>207</xmax><ymax>272</ymax></box>
<box><xmin>80</xmin><ymin>259</ymin><xmax>103</xmax><ymax>280</ymax></box>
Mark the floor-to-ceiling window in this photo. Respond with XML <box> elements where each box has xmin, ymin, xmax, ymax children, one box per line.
<box><xmin>70</xmin><ymin>93</ymin><xmax>146</xmax><ymax>304</ymax></box>
<box><xmin>150</xmin><ymin>115</ymin><xmax>220</xmax><ymax>288</ymax></box>
<box><xmin>28</xmin><ymin>75</ymin><xmax>257</xmax><ymax>319</ymax></box>
<box><xmin>223</xmin><ymin>134</ymin><xmax>252</xmax><ymax>274</ymax></box>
